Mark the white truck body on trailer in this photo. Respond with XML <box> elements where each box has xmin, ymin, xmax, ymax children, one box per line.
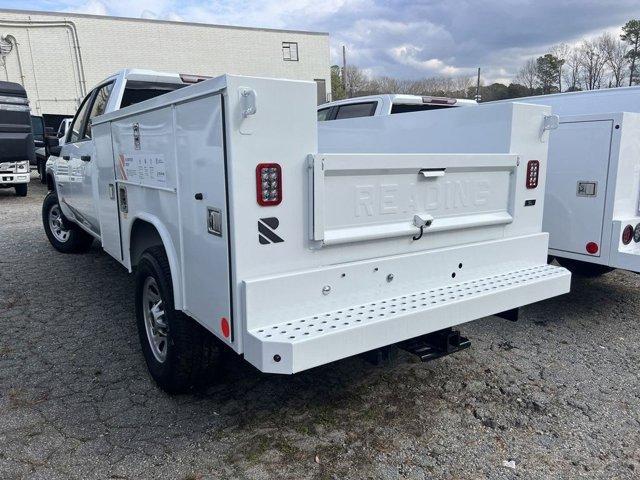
<box><xmin>44</xmin><ymin>71</ymin><xmax>570</xmax><ymax>389</ymax></box>
<box><xmin>492</xmin><ymin>89</ymin><xmax>640</xmax><ymax>274</ymax></box>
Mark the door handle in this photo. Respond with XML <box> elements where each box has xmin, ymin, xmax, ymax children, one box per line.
<box><xmin>419</xmin><ymin>168</ymin><xmax>446</xmax><ymax>178</ymax></box>
<box><xmin>81</xmin><ymin>155</ymin><xmax>91</xmax><ymax>162</ymax></box>
<box><xmin>62</xmin><ymin>155</ymin><xmax>70</xmax><ymax>161</ymax></box>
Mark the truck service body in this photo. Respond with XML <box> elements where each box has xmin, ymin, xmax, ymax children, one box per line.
<box><xmin>44</xmin><ymin>69</ymin><xmax>570</xmax><ymax>391</ymax></box>
<box><xmin>493</xmin><ymin>89</ymin><xmax>640</xmax><ymax>275</ymax></box>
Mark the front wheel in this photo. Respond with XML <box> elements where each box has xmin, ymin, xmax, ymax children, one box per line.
<box><xmin>135</xmin><ymin>246</ymin><xmax>220</xmax><ymax>393</ymax></box>
<box><xmin>14</xmin><ymin>183</ymin><xmax>27</xmax><ymax>196</ymax></box>
<box><xmin>42</xmin><ymin>191</ymin><xmax>94</xmax><ymax>253</ymax></box>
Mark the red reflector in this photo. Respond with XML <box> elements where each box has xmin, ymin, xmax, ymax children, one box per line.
<box><xmin>526</xmin><ymin>160</ymin><xmax>540</xmax><ymax>189</ymax></box>
<box><xmin>586</xmin><ymin>242</ymin><xmax>599</xmax><ymax>254</ymax></box>
<box><xmin>256</xmin><ymin>163</ymin><xmax>282</xmax><ymax>206</ymax></box>
<box><xmin>221</xmin><ymin>317</ymin><xmax>230</xmax><ymax>338</ymax></box>
<box><xmin>622</xmin><ymin>224</ymin><xmax>634</xmax><ymax>245</ymax></box>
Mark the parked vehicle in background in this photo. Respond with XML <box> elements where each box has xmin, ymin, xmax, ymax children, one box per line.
<box><xmin>317</xmin><ymin>94</ymin><xmax>476</xmax><ymax>121</ymax></box>
<box><xmin>31</xmin><ymin>115</ymin><xmax>45</xmax><ymax>157</ymax></box>
<box><xmin>0</xmin><ymin>81</ymin><xmax>33</xmax><ymax>196</ymax></box>
<box><xmin>43</xmin><ymin>69</ymin><xmax>569</xmax><ymax>393</ymax></box>
<box><xmin>493</xmin><ymin>89</ymin><xmax>640</xmax><ymax>277</ymax></box>
<box><xmin>31</xmin><ymin>115</ymin><xmax>48</xmax><ymax>183</ymax></box>
<box><xmin>34</xmin><ymin>116</ymin><xmax>73</xmax><ymax>183</ymax></box>
<box><xmin>42</xmin><ymin>113</ymin><xmax>73</xmax><ymax>135</ymax></box>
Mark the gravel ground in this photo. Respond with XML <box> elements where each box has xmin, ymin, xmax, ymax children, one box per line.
<box><xmin>1</xmin><ymin>174</ymin><xmax>639</xmax><ymax>480</ymax></box>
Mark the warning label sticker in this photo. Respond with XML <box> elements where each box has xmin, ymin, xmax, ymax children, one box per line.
<box><xmin>117</xmin><ymin>153</ymin><xmax>167</xmax><ymax>187</ymax></box>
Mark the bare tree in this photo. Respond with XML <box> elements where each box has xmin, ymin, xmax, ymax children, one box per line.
<box><xmin>344</xmin><ymin>65</ymin><xmax>369</xmax><ymax>97</ymax></box>
<box><xmin>550</xmin><ymin>43</ymin><xmax>571</xmax><ymax>91</ymax></box>
<box><xmin>516</xmin><ymin>59</ymin><xmax>538</xmax><ymax>93</ymax></box>
<box><xmin>452</xmin><ymin>75</ymin><xmax>474</xmax><ymax>97</ymax></box>
<box><xmin>562</xmin><ymin>48</ymin><xmax>582</xmax><ymax>91</ymax></box>
<box><xmin>600</xmin><ymin>32</ymin><xmax>629</xmax><ymax>87</ymax></box>
<box><xmin>577</xmin><ymin>39</ymin><xmax>608</xmax><ymax>90</ymax></box>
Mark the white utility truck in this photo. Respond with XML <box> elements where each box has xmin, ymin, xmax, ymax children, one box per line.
<box><xmin>493</xmin><ymin>89</ymin><xmax>640</xmax><ymax>276</ymax></box>
<box><xmin>317</xmin><ymin>94</ymin><xmax>476</xmax><ymax>122</ymax></box>
<box><xmin>43</xmin><ymin>69</ymin><xmax>570</xmax><ymax>393</ymax></box>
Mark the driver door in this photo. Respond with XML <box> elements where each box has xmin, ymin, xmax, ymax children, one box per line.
<box><xmin>62</xmin><ymin>82</ymin><xmax>113</xmax><ymax>235</ymax></box>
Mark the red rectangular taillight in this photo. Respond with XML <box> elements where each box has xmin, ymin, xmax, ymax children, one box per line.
<box><xmin>526</xmin><ymin>160</ymin><xmax>539</xmax><ymax>189</ymax></box>
<box><xmin>256</xmin><ymin>163</ymin><xmax>282</xmax><ymax>206</ymax></box>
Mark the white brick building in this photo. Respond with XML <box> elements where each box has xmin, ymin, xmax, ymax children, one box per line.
<box><xmin>0</xmin><ymin>9</ymin><xmax>331</xmax><ymax>115</ymax></box>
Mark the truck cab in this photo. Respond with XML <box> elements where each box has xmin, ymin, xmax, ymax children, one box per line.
<box><xmin>46</xmin><ymin>69</ymin><xmax>194</xmax><ymax>236</ymax></box>
<box><xmin>317</xmin><ymin>94</ymin><xmax>477</xmax><ymax>122</ymax></box>
<box><xmin>0</xmin><ymin>81</ymin><xmax>33</xmax><ymax>196</ymax></box>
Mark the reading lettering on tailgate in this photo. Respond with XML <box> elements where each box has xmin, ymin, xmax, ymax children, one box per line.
<box><xmin>326</xmin><ymin>170</ymin><xmax>510</xmax><ymax>228</ymax></box>
<box><xmin>354</xmin><ymin>179</ymin><xmax>492</xmax><ymax>217</ymax></box>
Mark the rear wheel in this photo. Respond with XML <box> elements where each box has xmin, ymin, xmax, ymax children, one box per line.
<box><xmin>135</xmin><ymin>246</ymin><xmax>220</xmax><ymax>393</ymax></box>
<box><xmin>42</xmin><ymin>191</ymin><xmax>94</xmax><ymax>253</ymax></box>
<box><xmin>556</xmin><ymin>257</ymin><xmax>614</xmax><ymax>277</ymax></box>
<box><xmin>14</xmin><ymin>183</ymin><xmax>27</xmax><ymax>197</ymax></box>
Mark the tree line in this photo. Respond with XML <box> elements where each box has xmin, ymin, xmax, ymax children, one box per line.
<box><xmin>331</xmin><ymin>19</ymin><xmax>640</xmax><ymax>103</ymax></box>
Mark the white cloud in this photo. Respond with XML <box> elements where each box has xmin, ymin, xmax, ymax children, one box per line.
<box><xmin>26</xmin><ymin>0</ymin><xmax>640</xmax><ymax>83</ymax></box>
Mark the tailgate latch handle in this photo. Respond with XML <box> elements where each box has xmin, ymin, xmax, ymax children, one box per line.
<box><xmin>412</xmin><ymin>214</ymin><xmax>434</xmax><ymax>241</ymax></box>
<box><xmin>419</xmin><ymin>168</ymin><xmax>446</xmax><ymax>178</ymax></box>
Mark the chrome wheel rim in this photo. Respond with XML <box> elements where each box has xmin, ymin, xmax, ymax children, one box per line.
<box><xmin>142</xmin><ymin>276</ymin><xmax>168</xmax><ymax>363</ymax></box>
<box><xmin>49</xmin><ymin>204</ymin><xmax>70</xmax><ymax>243</ymax></box>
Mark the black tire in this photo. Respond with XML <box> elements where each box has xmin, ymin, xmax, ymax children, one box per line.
<box><xmin>42</xmin><ymin>191</ymin><xmax>94</xmax><ymax>253</ymax></box>
<box><xmin>14</xmin><ymin>183</ymin><xmax>27</xmax><ymax>197</ymax></box>
<box><xmin>556</xmin><ymin>257</ymin><xmax>614</xmax><ymax>277</ymax></box>
<box><xmin>135</xmin><ymin>246</ymin><xmax>220</xmax><ymax>393</ymax></box>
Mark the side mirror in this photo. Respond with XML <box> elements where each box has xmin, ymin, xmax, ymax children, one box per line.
<box><xmin>46</xmin><ymin>137</ymin><xmax>59</xmax><ymax>148</ymax></box>
<box><xmin>49</xmin><ymin>145</ymin><xmax>62</xmax><ymax>157</ymax></box>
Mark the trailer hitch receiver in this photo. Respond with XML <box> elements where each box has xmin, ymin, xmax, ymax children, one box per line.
<box><xmin>399</xmin><ymin>327</ymin><xmax>471</xmax><ymax>362</ymax></box>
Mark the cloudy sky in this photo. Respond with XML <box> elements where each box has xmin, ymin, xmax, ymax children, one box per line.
<box><xmin>6</xmin><ymin>0</ymin><xmax>640</xmax><ymax>83</ymax></box>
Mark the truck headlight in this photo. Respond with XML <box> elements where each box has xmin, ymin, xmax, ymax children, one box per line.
<box><xmin>16</xmin><ymin>161</ymin><xmax>29</xmax><ymax>172</ymax></box>
<box><xmin>0</xmin><ymin>162</ymin><xmax>14</xmax><ymax>171</ymax></box>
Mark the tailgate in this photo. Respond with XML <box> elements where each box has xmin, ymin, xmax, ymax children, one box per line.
<box><xmin>311</xmin><ymin>153</ymin><xmax>517</xmax><ymax>246</ymax></box>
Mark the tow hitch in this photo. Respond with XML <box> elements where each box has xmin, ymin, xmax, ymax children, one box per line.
<box><xmin>399</xmin><ymin>328</ymin><xmax>471</xmax><ymax>362</ymax></box>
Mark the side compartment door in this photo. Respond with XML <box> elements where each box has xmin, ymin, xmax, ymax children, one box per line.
<box><xmin>94</xmin><ymin>120</ymin><xmax>122</xmax><ymax>261</ymax></box>
<box><xmin>176</xmin><ymin>94</ymin><xmax>232</xmax><ymax>341</ymax></box>
<box><xmin>544</xmin><ymin>120</ymin><xmax>612</xmax><ymax>256</ymax></box>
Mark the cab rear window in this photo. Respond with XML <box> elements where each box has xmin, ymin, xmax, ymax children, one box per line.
<box><xmin>120</xmin><ymin>81</ymin><xmax>184</xmax><ymax>109</ymax></box>
<box><xmin>390</xmin><ymin>104</ymin><xmax>454</xmax><ymax>114</ymax></box>
<box><xmin>317</xmin><ymin>107</ymin><xmax>331</xmax><ymax>122</ymax></box>
<box><xmin>334</xmin><ymin>102</ymin><xmax>377</xmax><ymax>120</ymax></box>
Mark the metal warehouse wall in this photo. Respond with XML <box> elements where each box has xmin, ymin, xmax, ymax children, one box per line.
<box><xmin>0</xmin><ymin>9</ymin><xmax>331</xmax><ymax>115</ymax></box>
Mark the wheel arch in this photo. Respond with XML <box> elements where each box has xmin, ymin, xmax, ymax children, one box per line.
<box><xmin>128</xmin><ymin>214</ymin><xmax>183</xmax><ymax>309</ymax></box>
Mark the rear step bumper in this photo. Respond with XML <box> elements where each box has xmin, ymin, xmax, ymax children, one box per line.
<box><xmin>244</xmin><ymin>264</ymin><xmax>570</xmax><ymax>374</ymax></box>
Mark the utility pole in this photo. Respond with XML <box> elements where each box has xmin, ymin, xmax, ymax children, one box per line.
<box><xmin>342</xmin><ymin>45</ymin><xmax>348</xmax><ymax>97</ymax></box>
<box><xmin>475</xmin><ymin>67</ymin><xmax>482</xmax><ymax>102</ymax></box>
